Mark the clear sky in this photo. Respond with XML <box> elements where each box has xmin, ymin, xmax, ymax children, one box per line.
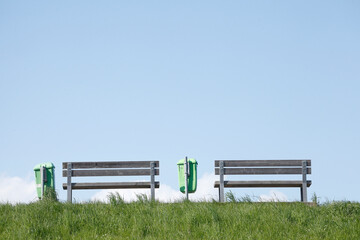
<box><xmin>1</xmin><ymin>1</ymin><xmax>359</xmax><ymax>203</ymax></box>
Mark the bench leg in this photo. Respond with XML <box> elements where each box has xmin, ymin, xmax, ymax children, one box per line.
<box><xmin>67</xmin><ymin>163</ymin><xmax>72</xmax><ymax>203</ymax></box>
<box><xmin>301</xmin><ymin>160</ymin><xmax>308</xmax><ymax>202</ymax></box>
<box><xmin>300</xmin><ymin>187</ymin><xmax>303</xmax><ymax>202</ymax></box>
<box><xmin>301</xmin><ymin>186</ymin><xmax>307</xmax><ymax>203</ymax></box>
<box><xmin>219</xmin><ymin>161</ymin><xmax>225</xmax><ymax>202</ymax></box>
<box><xmin>219</xmin><ymin>183</ymin><xmax>224</xmax><ymax>202</ymax></box>
<box><xmin>218</xmin><ymin>187</ymin><xmax>221</xmax><ymax>202</ymax></box>
<box><xmin>150</xmin><ymin>162</ymin><xmax>155</xmax><ymax>201</ymax></box>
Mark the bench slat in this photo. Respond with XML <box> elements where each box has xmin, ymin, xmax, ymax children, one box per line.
<box><xmin>63</xmin><ymin>182</ymin><xmax>160</xmax><ymax>190</ymax></box>
<box><xmin>62</xmin><ymin>169</ymin><xmax>160</xmax><ymax>177</ymax></box>
<box><xmin>215</xmin><ymin>160</ymin><xmax>311</xmax><ymax>167</ymax></box>
<box><xmin>215</xmin><ymin>167</ymin><xmax>311</xmax><ymax>175</ymax></box>
<box><xmin>63</xmin><ymin>161</ymin><xmax>159</xmax><ymax>169</ymax></box>
<box><xmin>214</xmin><ymin>180</ymin><xmax>312</xmax><ymax>188</ymax></box>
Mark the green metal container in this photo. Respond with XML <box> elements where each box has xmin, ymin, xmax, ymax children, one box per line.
<box><xmin>34</xmin><ymin>162</ymin><xmax>55</xmax><ymax>199</ymax></box>
<box><xmin>177</xmin><ymin>158</ymin><xmax>198</xmax><ymax>193</ymax></box>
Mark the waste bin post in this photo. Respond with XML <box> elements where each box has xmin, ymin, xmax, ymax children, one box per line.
<box><xmin>40</xmin><ymin>166</ymin><xmax>44</xmax><ymax>199</ymax></box>
<box><xmin>184</xmin><ymin>156</ymin><xmax>188</xmax><ymax>200</ymax></box>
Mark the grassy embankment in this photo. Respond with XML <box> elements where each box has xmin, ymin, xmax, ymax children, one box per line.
<box><xmin>1</xmin><ymin>194</ymin><xmax>359</xmax><ymax>239</ymax></box>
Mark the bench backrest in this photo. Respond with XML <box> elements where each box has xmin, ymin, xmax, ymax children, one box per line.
<box><xmin>215</xmin><ymin>160</ymin><xmax>311</xmax><ymax>176</ymax></box>
<box><xmin>214</xmin><ymin>160</ymin><xmax>312</xmax><ymax>203</ymax></box>
<box><xmin>62</xmin><ymin>161</ymin><xmax>160</xmax><ymax>177</ymax></box>
<box><xmin>63</xmin><ymin>161</ymin><xmax>160</xmax><ymax>203</ymax></box>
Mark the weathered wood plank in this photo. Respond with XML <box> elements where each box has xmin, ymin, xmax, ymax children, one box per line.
<box><xmin>62</xmin><ymin>169</ymin><xmax>159</xmax><ymax>177</ymax></box>
<box><xmin>214</xmin><ymin>180</ymin><xmax>312</xmax><ymax>188</ymax></box>
<box><xmin>215</xmin><ymin>167</ymin><xmax>311</xmax><ymax>175</ymax></box>
<box><xmin>214</xmin><ymin>160</ymin><xmax>311</xmax><ymax>167</ymax></box>
<box><xmin>63</xmin><ymin>182</ymin><xmax>160</xmax><ymax>190</ymax></box>
<box><xmin>63</xmin><ymin>161</ymin><xmax>159</xmax><ymax>169</ymax></box>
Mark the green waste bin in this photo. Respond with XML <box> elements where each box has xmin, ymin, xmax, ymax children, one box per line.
<box><xmin>34</xmin><ymin>162</ymin><xmax>55</xmax><ymax>199</ymax></box>
<box><xmin>177</xmin><ymin>158</ymin><xmax>198</xmax><ymax>193</ymax></box>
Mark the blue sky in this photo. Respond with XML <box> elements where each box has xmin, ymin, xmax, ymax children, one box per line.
<box><xmin>1</xmin><ymin>1</ymin><xmax>359</xmax><ymax>203</ymax></box>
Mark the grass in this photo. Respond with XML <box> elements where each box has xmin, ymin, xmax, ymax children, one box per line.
<box><xmin>0</xmin><ymin>195</ymin><xmax>360</xmax><ymax>239</ymax></box>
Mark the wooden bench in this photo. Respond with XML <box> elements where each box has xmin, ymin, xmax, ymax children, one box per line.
<box><xmin>214</xmin><ymin>160</ymin><xmax>311</xmax><ymax>202</ymax></box>
<box><xmin>63</xmin><ymin>161</ymin><xmax>159</xmax><ymax>203</ymax></box>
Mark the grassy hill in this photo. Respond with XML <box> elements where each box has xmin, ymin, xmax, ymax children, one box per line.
<box><xmin>1</xmin><ymin>195</ymin><xmax>359</xmax><ymax>239</ymax></box>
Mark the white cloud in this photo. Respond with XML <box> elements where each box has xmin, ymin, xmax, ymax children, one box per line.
<box><xmin>189</xmin><ymin>172</ymin><xmax>218</xmax><ymax>201</ymax></box>
<box><xmin>0</xmin><ymin>173</ymin><xmax>38</xmax><ymax>204</ymax></box>
<box><xmin>91</xmin><ymin>183</ymin><xmax>182</xmax><ymax>203</ymax></box>
<box><xmin>0</xmin><ymin>173</ymin><xmax>289</xmax><ymax>204</ymax></box>
<box><xmin>258</xmin><ymin>190</ymin><xmax>288</xmax><ymax>202</ymax></box>
<box><xmin>91</xmin><ymin>172</ymin><xmax>219</xmax><ymax>203</ymax></box>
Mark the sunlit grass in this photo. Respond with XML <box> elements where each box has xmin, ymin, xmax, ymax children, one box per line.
<box><xmin>0</xmin><ymin>196</ymin><xmax>359</xmax><ymax>239</ymax></box>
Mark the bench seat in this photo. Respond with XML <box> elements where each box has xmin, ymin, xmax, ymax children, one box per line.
<box><xmin>63</xmin><ymin>181</ymin><xmax>160</xmax><ymax>190</ymax></box>
<box><xmin>214</xmin><ymin>180</ymin><xmax>311</xmax><ymax>188</ymax></box>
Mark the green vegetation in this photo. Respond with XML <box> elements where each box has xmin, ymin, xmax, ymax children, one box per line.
<box><xmin>1</xmin><ymin>195</ymin><xmax>359</xmax><ymax>239</ymax></box>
